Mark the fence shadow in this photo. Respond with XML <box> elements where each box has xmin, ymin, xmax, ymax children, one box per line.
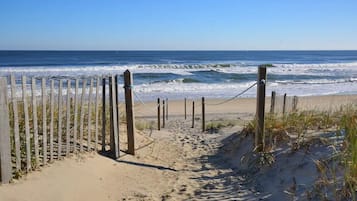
<box><xmin>190</xmin><ymin>132</ymin><xmax>268</xmax><ymax>201</ymax></box>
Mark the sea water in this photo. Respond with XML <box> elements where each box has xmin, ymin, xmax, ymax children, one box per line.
<box><xmin>0</xmin><ymin>50</ymin><xmax>356</xmax><ymax>101</ymax></box>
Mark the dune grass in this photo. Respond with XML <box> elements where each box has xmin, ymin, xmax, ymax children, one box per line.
<box><xmin>242</xmin><ymin>104</ymin><xmax>357</xmax><ymax>199</ymax></box>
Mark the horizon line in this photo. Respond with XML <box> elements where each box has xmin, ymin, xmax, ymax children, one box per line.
<box><xmin>1</xmin><ymin>49</ymin><xmax>357</xmax><ymax>51</ymax></box>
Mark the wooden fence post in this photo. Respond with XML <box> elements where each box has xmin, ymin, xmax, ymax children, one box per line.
<box><xmin>87</xmin><ymin>78</ymin><xmax>94</xmax><ymax>151</ymax></box>
<box><xmin>184</xmin><ymin>98</ymin><xmax>187</xmax><ymax>120</ymax></box>
<box><xmin>110</xmin><ymin>75</ymin><xmax>119</xmax><ymax>159</ymax></box>
<box><xmin>10</xmin><ymin>75</ymin><xmax>21</xmax><ymax>170</ymax></box>
<box><xmin>42</xmin><ymin>78</ymin><xmax>47</xmax><ymax>165</ymax></box>
<box><xmin>270</xmin><ymin>91</ymin><xmax>276</xmax><ymax>114</ymax></box>
<box><xmin>255</xmin><ymin>65</ymin><xmax>266</xmax><ymax>152</ymax></box>
<box><xmin>292</xmin><ymin>96</ymin><xmax>298</xmax><ymax>112</ymax></box>
<box><xmin>202</xmin><ymin>97</ymin><xmax>205</xmax><ymax>132</ymax></box>
<box><xmin>0</xmin><ymin>77</ymin><xmax>12</xmax><ymax>183</ymax></box>
<box><xmin>162</xmin><ymin>100</ymin><xmax>165</xmax><ymax>128</ymax></box>
<box><xmin>283</xmin><ymin>93</ymin><xmax>287</xmax><ymax>115</ymax></box>
<box><xmin>73</xmin><ymin>79</ymin><xmax>79</xmax><ymax>152</ymax></box>
<box><xmin>115</xmin><ymin>75</ymin><xmax>120</xmax><ymax>138</ymax></box>
<box><xmin>66</xmin><ymin>80</ymin><xmax>71</xmax><ymax>156</ymax></box>
<box><xmin>192</xmin><ymin>101</ymin><xmax>195</xmax><ymax>128</ymax></box>
<box><xmin>166</xmin><ymin>98</ymin><xmax>168</xmax><ymax>120</ymax></box>
<box><xmin>95</xmin><ymin>77</ymin><xmax>100</xmax><ymax>151</ymax></box>
<box><xmin>79</xmin><ymin>79</ymin><xmax>87</xmax><ymax>152</ymax></box>
<box><xmin>22</xmin><ymin>76</ymin><xmax>31</xmax><ymax>171</ymax></box>
<box><xmin>58</xmin><ymin>80</ymin><xmax>63</xmax><ymax>158</ymax></box>
<box><xmin>101</xmin><ymin>77</ymin><xmax>106</xmax><ymax>152</ymax></box>
<box><xmin>157</xmin><ymin>98</ymin><xmax>160</xmax><ymax>130</ymax></box>
<box><xmin>31</xmin><ymin>78</ymin><xmax>40</xmax><ymax>166</ymax></box>
<box><xmin>124</xmin><ymin>70</ymin><xmax>135</xmax><ymax>155</ymax></box>
<box><xmin>50</xmin><ymin>80</ymin><xmax>55</xmax><ymax>161</ymax></box>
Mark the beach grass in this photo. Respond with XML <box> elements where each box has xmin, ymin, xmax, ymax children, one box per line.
<box><xmin>242</xmin><ymin>104</ymin><xmax>357</xmax><ymax>199</ymax></box>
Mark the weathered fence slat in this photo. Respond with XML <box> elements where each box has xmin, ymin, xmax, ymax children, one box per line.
<box><xmin>31</xmin><ymin>77</ymin><xmax>40</xmax><ymax>166</ymax></box>
<box><xmin>73</xmin><ymin>79</ymin><xmax>79</xmax><ymax>152</ymax></box>
<box><xmin>95</xmin><ymin>77</ymin><xmax>100</xmax><ymax>151</ymax></box>
<box><xmin>49</xmin><ymin>80</ymin><xmax>55</xmax><ymax>162</ymax></box>
<box><xmin>0</xmin><ymin>77</ymin><xmax>12</xmax><ymax>183</ymax></box>
<box><xmin>66</xmin><ymin>80</ymin><xmax>71</xmax><ymax>156</ymax></box>
<box><xmin>42</xmin><ymin>78</ymin><xmax>47</xmax><ymax>165</ymax></box>
<box><xmin>79</xmin><ymin>79</ymin><xmax>87</xmax><ymax>152</ymax></box>
<box><xmin>110</xmin><ymin>75</ymin><xmax>119</xmax><ymax>158</ymax></box>
<box><xmin>22</xmin><ymin>76</ymin><xmax>32</xmax><ymax>171</ymax></box>
<box><xmin>58</xmin><ymin>80</ymin><xmax>63</xmax><ymax>159</ymax></box>
<box><xmin>87</xmin><ymin>78</ymin><xmax>94</xmax><ymax>151</ymax></box>
<box><xmin>124</xmin><ymin>70</ymin><xmax>135</xmax><ymax>155</ymax></box>
<box><xmin>10</xmin><ymin>75</ymin><xmax>21</xmax><ymax>170</ymax></box>
<box><xmin>101</xmin><ymin>77</ymin><xmax>106</xmax><ymax>152</ymax></box>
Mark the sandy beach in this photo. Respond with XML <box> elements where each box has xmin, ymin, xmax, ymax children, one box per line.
<box><xmin>0</xmin><ymin>94</ymin><xmax>356</xmax><ymax>201</ymax></box>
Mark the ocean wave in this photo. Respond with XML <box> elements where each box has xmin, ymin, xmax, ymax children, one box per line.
<box><xmin>1</xmin><ymin>61</ymin><xmax>357</xmax><ymax>78</ymax></box>
<box><xmin>274</xmin><ymin>78</ymin><xmax>357</xmax><ymax>85</ymax></box>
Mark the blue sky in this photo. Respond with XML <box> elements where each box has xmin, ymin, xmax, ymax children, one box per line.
<box><xmin>0</xmin><ymin>0</ymin><xmax>356</xmax><ymax>50</ymax></box>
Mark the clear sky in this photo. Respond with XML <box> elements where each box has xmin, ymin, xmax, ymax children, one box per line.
<box><xmin>0</xmin><ymin>0</ymin><xmax>356</xmax><ymax>50</ymax></box>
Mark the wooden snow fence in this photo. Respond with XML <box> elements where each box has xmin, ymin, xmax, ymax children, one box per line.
<box><xmin>0</xmin><ymin>70</ymin><xmax>135</xmax><ymax>184</ymax></box>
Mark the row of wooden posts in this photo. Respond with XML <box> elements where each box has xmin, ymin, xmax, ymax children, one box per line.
<box><xmin>0</xmin><ymin>70</ymin><xmax>136</xmax><ymax>184</ymax></box>
<box><xmin>156</xmin><ymin>97</ymin><xmax>206</xmax><ymax>133</ymax></box>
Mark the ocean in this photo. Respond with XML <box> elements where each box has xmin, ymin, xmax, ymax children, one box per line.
<box><xmin>0</xmin><ymin>50</ymin><xmax>357</xmax><ymax>100</ymax></box>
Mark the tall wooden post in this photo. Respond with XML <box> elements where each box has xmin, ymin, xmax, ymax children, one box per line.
<box><xmin>109</xmin><ymin>75</ymin><xmax>119</xmax><ymax>159</ymax></box>
<box><xmin>192</xmin><ymin>101</ymin><xmax>195</xmax><ymax>128</ymax></box>
<box><xmin>124</xmin><ymin>70</ymin><xmax>135</xmax><ymax>155</ymax></box>
<box><xmin>270</xmin><ymin>91</ymin><xmax>276</xmax><ymax>114</ymax></box>
<box><xmin>255</xmin><ymin>65</ymin><xmax>266</xmax><ymax>152</ymax></box>
<box><xmin>0</xmin><ymin>77</ymin><xmax>12</xmax><ymax>183</ymax></box>
<box><xmin>162</xmin><ymin>100</ymin><xmax>165</xmax><ymax>128</ymax></box>
<box><xmin>157</xmin><ymin>98</ymin><xmax>160</xmax><ymax>130</ymax></box>
<box><xmin>202</xmin><ymin>97</ymin><xmax>205</xmax><ymax>132</ymax></box>
<box><xmin>115</xmin><ymin>75</ymin><xmax>120</xmax><ymax>138</ymax></box>
<box><xmin>283</xmin><ymin>93</ymin><xmax>287</xmax><ymax>115</ymax></box>
<box><xmin>101</xmin><ymin>77</ymin><xmax>106</xmax><ymax>152</ymax></box>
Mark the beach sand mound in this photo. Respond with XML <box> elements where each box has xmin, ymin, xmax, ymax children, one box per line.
<box><xmin>219</xmin><ymin>129</ymin><xmax>350</xmax><ymax>201</ymax></box>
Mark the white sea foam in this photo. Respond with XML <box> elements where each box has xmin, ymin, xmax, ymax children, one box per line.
<box><xmin>2</xmin><ymin>62</ymin><xmax>357</xmax><ymax>100</ymax></box>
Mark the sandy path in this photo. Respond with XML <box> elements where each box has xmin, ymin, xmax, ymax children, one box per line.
<box><xmin>1</xmin><ymin>94</ymin><xmax>356</xmax><ymax>200</ymax></box>
<box><xmin>0</xmin><ymin>113</ymin><xmax>257</xmax><ymax>201</ymax></box>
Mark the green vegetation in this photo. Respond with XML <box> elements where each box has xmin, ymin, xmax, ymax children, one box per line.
<box><xmin>206</xmin><ymin>119</ymin><xmax>238</xmax><ymax>133</ymax></box>
<box><xmin>135</xmin><ymin>119</ymin><xmax>154</xmax><ymax>131</ymax></box>
<box><xmin>242</xmin><ymin>105</ymin><xmax>357</xmax><ymax>199</ymax></box>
